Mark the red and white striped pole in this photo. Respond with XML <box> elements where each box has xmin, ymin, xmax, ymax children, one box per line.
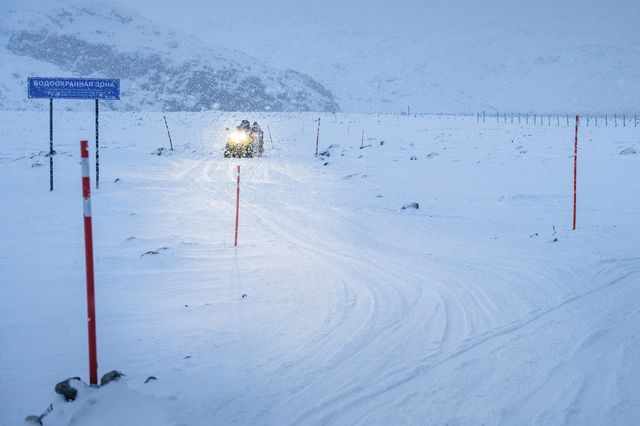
<box><xmin>80</xmin><ymin>140</ymin><xmax>98</xmax><ymax>385</ymax></box>
<box><xmin>234</xmin><ymin>165</ymin><xmax>240</xmax><ymax>247</ymax></box>
<box><xmin>573</xmin><ymin>115</ymin><xmax>579</xmax><ymax>230</ymax></box>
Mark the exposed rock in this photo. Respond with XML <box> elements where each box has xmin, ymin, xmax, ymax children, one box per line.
<box><xmin>144</xmin><ymin>376</ymin><xmax>158</xmax><ymax>384</ymax></box>
<box><xmin>401</xmin><ymin>202</ymin><xmax>419</xmax><ymax>210</ymax></box>
<box><xmin>100</xmin><ymin>370</ymin><xmax>125</xmax><ymax>386</ymax></box>
<box><xmin>54</xmin><ymin>377</ymin><xmax>82</xmax><ymax>401</ymax></box>
<box><xmin>24</xmin><ymin>415</ymin><xmax>42</xmax><ymax>425</ymax></box>
<box><xmin>620</xmin><ymin>147</ymin><xmax>637</xmax><ymax>155</ymax></box>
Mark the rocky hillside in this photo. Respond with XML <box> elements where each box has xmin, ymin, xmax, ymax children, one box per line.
<box><xmin>0</xmin><ymin>0</ymin><xmax>339</xmax><ymax>112</ymax></box>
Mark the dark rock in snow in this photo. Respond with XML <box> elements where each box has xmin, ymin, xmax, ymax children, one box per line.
<box><xmin>25</xmin><ymin>415</ymin><xmax>42</xmax><ymax>425</ymax></box>
<box><xmin>141</xmin><ymin>247</ymin><xmax>169</xmax><ymax>257</ymax></box>
<box><xmin>25</xmin><ymin>405</ymin><xmax>53</xmax><ymax>425</ymax></box>
<box><xmin>144</xmin><ymin>376</ymin><xmax>158</xmax><ymax>384</ymax></box>
<box><xmin>401</xmin><ymin>202</ymin><xmax>419</xmax><ymax>210</ymax></box>
<box><xmin>100</xmin><ymin>370</ymin><xmax>125</xmax><ymax>386</ymax></box>
<box><xmin>379</xmin><ymin>141</ymin><xmax>385</xmax><ymax>145</ymax></box>
<box><xmin>620</xmin><ymin>147</ymin><xmax>637</xmax><ymax>155</ymax></box>
<box><xmin>54</xmin><ymin>377</ymin><xmax>82</xmax><ymax>401</ymax></box>
<box><xmin>426</xmin><ymin>152</ymin><xmax>439</xmax><ymax>158</ymax></box>
<box><xmin>242</xmin><ymin>293</ymin><xmax>248</xmax><ymax>299</ymax></box>
<box><xmin>410</xmin><ymin>155</ymin><xmax>417</xmax><ymax>160</ymax></box>
<box><xmin>151</xmin><ymin>148</ymin><xmax>167</xmax><ymax>156</ymax></box>
<box><xmin>114</xmin><ymin>178</ymin><xmax>121</xmax><ymax>182</ymax></box>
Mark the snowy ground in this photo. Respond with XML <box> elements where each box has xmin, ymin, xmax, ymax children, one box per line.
<box><xmin>0</xmin><ymin>110</ymin><xmax>639</xmax><ymax>425</ymax></box>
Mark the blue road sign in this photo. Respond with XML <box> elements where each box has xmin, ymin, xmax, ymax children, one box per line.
<box><xmin>28</xmin><ymin>77</ymin><xmax>120</xmax><ymax>100</ymax></box>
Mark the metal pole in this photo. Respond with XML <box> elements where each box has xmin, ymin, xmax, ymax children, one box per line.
<box><xmin>80</xmin><ymin>140</ymin><xmax>98</xmax><ymax>385</ymax></box>
<box><xmin>234</xmin><ymin>165</ymin><xmax>240</xmax><ymax>247</ymax></box>
<box><xmin>95</xmin><ymin>99</ymin><xmax>99</xmax><ymax>189</ymax></box>
<box><xmin>573</xmin><ymin>115</ymin><xmax>579</xmax><ymax>231</ymax></box>
<box><xmin>49</xmin><ymin>98</ymin><xmax>53</xmax><ymax>191</ymax></box>
<box><xmin>315</xmin><ymin>117</ymin><xmax>320</xmax><ymax>156</ymax></box>
<box><xmin>267</xmin><ymin>125</ymin><xmax>274</xmax><ymax>149</ymax></box>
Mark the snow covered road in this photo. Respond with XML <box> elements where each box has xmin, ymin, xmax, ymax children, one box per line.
<box><xmin>1</xmin><ymin>111</ymin><xmax>638</xmax><ymax>425</ymax></box>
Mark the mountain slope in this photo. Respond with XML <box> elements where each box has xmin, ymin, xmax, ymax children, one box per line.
<box><xmin>0</xmin><ymin>0</ymin><xmax>339</xmax><ymax>112</ymax></box>
<box><xmin>121</xmin><ymin>0</ymin><xmax>640</xmax><ymax>114</ymax></box>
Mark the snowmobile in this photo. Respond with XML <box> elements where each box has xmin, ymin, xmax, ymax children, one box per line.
<box><xmin>224</xmin><ymin>120</ymin><xmax>264</xmax><ymax>158</ymax></box>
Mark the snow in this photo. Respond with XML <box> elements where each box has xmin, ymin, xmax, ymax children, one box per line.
<box><xmin>1</xmin><ymin>110</ymin><xmax>639</xmax><ymax>424</ymax></box>
<box><xmin>108</xmin><ymin>0</ymin><xmax>640</xmax><ymax>113</ymax></box>
<box><xmin>0</xmin><ymin>0</ymin><xmax>338</xmax><ymax>112</ymax></box>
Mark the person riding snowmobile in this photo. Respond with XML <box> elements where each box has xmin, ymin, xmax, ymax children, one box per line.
<box><xmin>251</xmin><ymin>122</ymin><xmax>264</xmax><ymax>157</ymax></box>
<box><xmin>224</xmin><ymin>119</ymin><xmax>264</xmax><ymax>158</ymax></box>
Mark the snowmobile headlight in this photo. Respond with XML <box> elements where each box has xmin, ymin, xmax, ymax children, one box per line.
<box><xmin>228</xmin><ymin>130</ymin><xmax>251</xmax><ymax>145</ymax></box>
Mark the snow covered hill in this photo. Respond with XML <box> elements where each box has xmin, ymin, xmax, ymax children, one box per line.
<box><xmin>0</xmin><ymin>0</ymin><xmax>339</xmax><ymax>112</ymax></box>
<box><xmin>1</xmin><ymin>111</ymin><xmax>639</xmax><ymax>424</ymax></box>
<box><xmin>115</xmin><ymin>0</ymin><xmax>640</xmax><ymax>114</ymax></box>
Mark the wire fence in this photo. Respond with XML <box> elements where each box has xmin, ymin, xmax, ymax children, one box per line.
<box><xmin>474</xmin><ymin>111</ymin><xmax>640</xmax><ymax>127</ymax></box>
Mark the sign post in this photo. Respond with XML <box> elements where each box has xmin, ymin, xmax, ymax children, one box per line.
<box><xmin>573</xmin><ymin>115</ymin><xmax>579</xmax><ymax>230</ymax></box>
<box><xmin>28</xmin><ymin>77</ymin><xmax>120</xmax><ymax>191</ymax></box>
<box><xmin>95</xmin><ymin>99</ymin><xmax>100</xmax><ymax>189</ymax></box>
<box><xmin>49</xmin><ymin>99</ymin><xmax>53</xmax><ymax>191</ymax></box>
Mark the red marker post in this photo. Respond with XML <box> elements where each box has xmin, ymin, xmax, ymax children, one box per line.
<box><xmin>234</xmin><ymin>165</ymin><xmax>240</xmax><ymax>247</ymax></box>
<box><xmin>573</xmin><ymin>115</ymin><xmax>579</xmax><ymax>230</ymax></box>
<box><xmin>163</xmin><ymin>115</ymin><xmax>174</xmax><ymax>151</ymax></box>
<box><xmin>80</xmin><ymin>140</ymin><xmax>98</xmax><ymax>385</ymax></box>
